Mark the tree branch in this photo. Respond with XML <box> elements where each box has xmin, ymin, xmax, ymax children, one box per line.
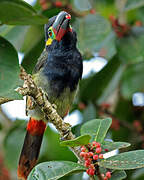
<box><xmin>0</xmin><ymin>107</ymin><xmax>12</xmax><ymax>129</ymax></box>
<box><xmin>96</xmin><ymin>165</ymin><xmax>104</xmax><ymax>180</ymax></box>
<box><xmin>0</xmin><ymin>98</ymin><xmax>12</xmax><ymax>105</ymax></box>
<box><xmin>115</xmin><ymin>0</ymin><xmax>128</xmax><ymax>24</ymax></box>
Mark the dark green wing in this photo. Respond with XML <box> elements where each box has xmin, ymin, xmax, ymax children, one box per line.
<box><xmin>26</xmin><ymin>49</ymin><xmax>48</xmax><ymax>115</ymax></box>
<box><xmin>32</xmin><ymin>49</ymin><xmax>48</xmax><ymax>74</ymax></box>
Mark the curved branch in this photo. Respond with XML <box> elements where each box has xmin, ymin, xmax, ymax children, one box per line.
<box><xmin>0</xmin><ymin>98</ymin><xmax>12</xmax><ymax>105</ymax></box>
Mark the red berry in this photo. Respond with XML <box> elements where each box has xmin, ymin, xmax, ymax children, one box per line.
<box><xmin>104</xmin><ymin>177</ymin><xmax>108</xmax><ymax>180</ymax></box>
<box><xmin>84</xmin><ymin>159</ymin><xmax>91</xmax><ymax>167</ymax></box>
<box><xmin>96</xmin><ymin>142</ymin><xmax>101</xmax><ymax>148</ymax></box>
<box><xmin>96</xmin><ymin>147</ymin><xmax>102</xmax><ymax>154</ymax></box>
<box><xmin>101</xmin><ymin>174</ymin><xmax>105</xmax><ymax>177</ymax></box>
<box><xmin>78</xmin><ymin>102</ymin><xmax>86</xmax><ymax>110</ymax></box>
<box><xmin>84</xmin><ymin>163</ymin><xmax>90</xmax><ymax>167</ymax></box>
<box><xmin>135</xmin><ymin>20</ymin><xmax>142</xmax><ymax>27</ymax></box>
<box><xmin>86</xmin><ymin>169</ymin><xmax>90</xmax><ymax>175</ymax></box>
<box><xmin>89</xmin><ymin>168</ymin><xmax>95</xmax><ymax>176</ymax></box>
<box><xmin>99</xmin><ymin>154</ymin><xmax>103</xmax><ymax>159</ymax></box>
<box><xmin>88</xmin><ymin>152</ymin><xmax>94</xmax><ymax>157</ymax></box>
<box><xmin>109</xmin><ymin>15</ymin><xmax>115</xmax><ymax>22</ymax></box>
<box><xmin>104</xmin><ymin>149</ymin><xmax>109</xmax><ymax>152</ymax></box>
<box><xmin>111</xmin><ymin>118</ymin><xmax>120</xmax><ymax>130</ymax></box>
<box><xmin>90</xmin><ymin>9</ymin><xmax>96</xmax><ymax>14</ymax></box>
<box><xmin>80</xmin><ymin>152</ymin><xmax>85</xmax><ymax>157</ymax></box>
<box><xmin>93</xmin><ymin>154</ymin><xmax>98</xmax><ymax>160</ymax></box>
<box><xmin>84</xmin><ymin>162</ymin><xmax>89</xmax><ymax>167</ymax></box>
<box><xmin>101</xmin><ymin>103</ymin><xmax>111</xmax><ymax>109</ymax></box>
<box><xmin>106</xmin><ymin>171</ymin><xmax>111</xmax><ymax>178</ymax></box>
<box><xmin>84</xmin><ymin>152</ymin><xmax>89</xmax><ymax>158</ymax></box>
<box><xmin>55</xmin><ymin>1</ymin><xmax>62</xmax><ymax>7</ymax></box>
<box><xmin>93</xmin><ymin>141</ymin><xmax>101</xmax><ymax>148</ymax></box>
<box><xmin>81</xmin><ymin>146</ymin><xmax>86</xmax><ymax>152</ymax></box>
<box><xmin>92</xmin><ymin>141</ymin><xmax>97</xmax><ymax>146</ymax></box>
<box><xmin>84</xmin><ymin>156</ymin><xmax>89</xmax><ymax>161</ymax></box>
<box><xmin>89</xmin><ymin>164</ymin><xmax>95</xmax><ymax>169</ymax></box>
<box><xmin>133</xmin><ymin>120</ymin><xmax>142</xmax><ymax>132</ymax></box>
<box><xmin>40</xmin><ymin>0</ymin><xmax>46</xmax><ymax>4</ymax></box>
<box><xmin>41</xmin><ymin>3</ymin><xmax>48</xmax><ymax>10</ymax></box>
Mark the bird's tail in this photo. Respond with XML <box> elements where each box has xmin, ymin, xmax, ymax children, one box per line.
<box><xmin>17</xmin><ymin>117</ymin><xmax>46</xmax><ymax>180</ymax></box>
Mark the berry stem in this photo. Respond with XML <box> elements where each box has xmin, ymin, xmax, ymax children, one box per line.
<box><xmin>96</xmin><ymin>166</ymin><xmax>104</xmax><ymax>180</ymax></box>
<box><xmin>115</xmin><ymin>0</ymin><xmax>128</xmax><ymax>24</ymax></box>
<box><xmin>89</xmin><ymin>176</ymin><xmax>95</xmax><ymax>180</ymax></box>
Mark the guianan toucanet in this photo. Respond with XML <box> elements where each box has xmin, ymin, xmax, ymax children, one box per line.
<box><xmin>17</xmin><ymin>11</ymin><xmax>83</xmax><ymax>180</ymax></box>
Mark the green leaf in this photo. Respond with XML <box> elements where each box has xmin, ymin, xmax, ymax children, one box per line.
<box><xmin>80</xmin><ymin>118</ymin><xmax>112</xmax><ymax>142</ymax></box>
<box><xmin>74</xmin><ymin>0</ymin><xmax>92</xmax><ymax>11</ymax></box>
<box><xmin>94</xmin><ymin>1</ymin><xmax>116</xmax><ymax>19</ymax></box>
<box><xmin>82</xmin><ymin>103</ymin><xmax>96</xmax><ymax>124</ymax></box>
<box><xmin>69</xmin><ymin>173</ymin><xmax>83</xmax><ymax>180</ymax></box>
<box><xmin>20</xmin><ymin>26</ymin><xmax>45</xmax><ymax>73</ymax></box>
<box><xmin>41</xmin><ymin>126</ymin><xmax>77</xmax><ymax>162</ymax></box>
<box><xmin>28</xmin><ymin>161</ymin><xmax>86</xmax><ymax>180</ymax></box>
<box><xmin>0</xmin><ymin>36</ymin><xmax>22</xmax><ymax>100</ymax></box>
<box><xmin>0</xmin><ymin>25</ymin><xmax>29</xmax><ymax>51</ymax></box>
<box><xmin>42</xmin><ymin>8</ymin><xmax>60</xmax><ymax>18</ymax></box>
<box><xmin>3</xmin><ymin>120</ymin><xmax>26</xmax><ymax>169</ymax></box>
<box><xmin>99</xmin><ymin>150</ymin><xmax>144</xmax><ymax>170</ymax></box>
<box><xmin>132</xmin><ymin>168</ymin><xmax>144</xmax><ymax>179</ymax></box>
<box><xmin>111</xmin><ymin>170</ymin><xmax>127</xmax><ymax>180</ymax></box>
<box><xmin>0</xmin><ymin>0</ymin><xmax>48</xmax><ymax>25</ymax></box>
<box><xmin>124</xmin><ymin>0</ymin><xmax>144</xmax><ymax>11</ymax></box>
<box><xmin>98</xmin><ymin>31</ymin><xmax>116</xmax><ymax>60</ymax></box>
<box><xmin>74</xmin><ymin>14</ymin><xmax>116</xmax><ymax>59</ymax></box>
<box><xmin>20</xmin><ymin>26</ymin><xmax>44</xmax><ymax>53</ymax></box>
<box><xmin>102</xmin><ymin>141</ymin><xmax>131</xmax><ymax>152</ymax></box>
<box><xmin>60</xmin><ymin>134</ymin><xmax>91</xmax><ymax>147</ymax></box>
<box><xmin>95</xmin><ymin>170</ymin><xmax>127</xmax><ymax>180</ymax></box>
<box><xmin>80</xmin><ymin>57</ymin><xmax>125</xmax><ymax>103</ymax></box>
<box><xmin>117</xmin><ymin>32</ymin><xmax>144</xmax><ymax>64</ymax></box>
<box><xmin>0</xmin><ymin>122</ymin><xmax>3</xmax><ymax>131</ymax></box>
<box><xmin>120</xmin><ymin>62</ymin><xmax>144</xmax><ymax>99</ymax></box>
<box><xmin>21</xmin><ymin>36</ymin><xmax>45</xmax><ymax>73</ymax></box>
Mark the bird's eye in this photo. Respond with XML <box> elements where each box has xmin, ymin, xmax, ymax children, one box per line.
<box><xmin>47</xmin><ymin>27</ymin><xmax>56</xmax><ymax>40</ymax></box>
<box><xmin>48</xmin><ymin>30</ymin><xmax>52</xmax><ymax>37</ymax></box>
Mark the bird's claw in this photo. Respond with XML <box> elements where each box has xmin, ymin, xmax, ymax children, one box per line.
<box><xmin>60</xmin><ymin>129</ymin><xmax>71</xmax><ymax>141</ymax></box>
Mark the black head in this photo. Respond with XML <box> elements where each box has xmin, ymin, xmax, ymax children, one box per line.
<box><xmin>44</xmin><ymin>11</ymin><xmax>77</xmax><ymax>51</ymax></box>
<box><xmin>44</xmin><ymin>15</ymin><xmax>57</xmax><ymax>40</ymax></box>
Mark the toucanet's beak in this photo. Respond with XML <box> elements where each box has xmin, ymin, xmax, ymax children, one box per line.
<box><xmin>52</xmin><ymin>11</ymin><xmax>71</xmax><ymax>41</ymax></box>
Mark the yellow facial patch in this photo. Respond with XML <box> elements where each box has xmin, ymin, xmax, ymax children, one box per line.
<box><xmin>46</xmin><ymin>38</ymin><xmax>53</xmax><ymax>46</ymax></box>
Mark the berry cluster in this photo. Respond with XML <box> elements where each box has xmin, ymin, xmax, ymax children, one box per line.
<box><xmin>0</xmin><ymin>155</ymin><xmax>10</xmax><ymax>180</ymax></box>
<box><xmin>54</xmin><ymin>1</ymin><xmax>63</xmax><ymax>7</ymax></box>
<box><xmin>80</xmin><ymin>141</ymin><xmax>111</xmax><ymax>179</ymax></box>
<box><xmin>109</xmin><ymin>15</ymin><xmax>130</xmax><ymax>38</ymax></box>
<box><xmin>39</xmin><ymin>0</ymin><xmax>48</xmax><ymax>10</ymax></box>
<box><xmin>39</xmin><ymin>0</ymin><xmax>63</xmax><ymax>10</ymax></box>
